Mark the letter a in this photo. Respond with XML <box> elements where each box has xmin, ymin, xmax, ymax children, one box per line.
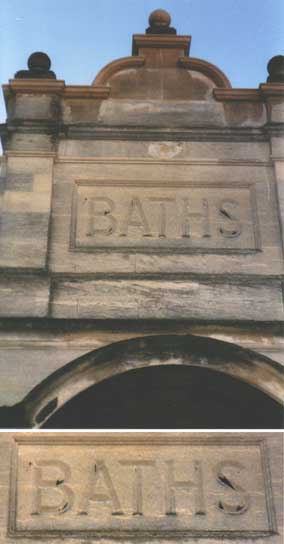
<box><xmin>78</xmin><ymin>460</ymin><xmax>123</xmax><ymax>515</ymax></box>
<box><xmin>120</xmin><ymin>198</ymin><xmax>152</xmax><ymax>237</ymax></box>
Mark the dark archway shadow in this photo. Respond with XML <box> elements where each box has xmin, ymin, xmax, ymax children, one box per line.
<box><xmin>0</xmin><ymin>334</ymin><xmax>283</xmax><ymax>428</ymax></box>
<box><xmin>44</xmin><ymin>365</ymin><xmax>283</xmax><ymax>429</ymax></box>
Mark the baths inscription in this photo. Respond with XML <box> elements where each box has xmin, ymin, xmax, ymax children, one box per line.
<box><xmin>70</xmin><ymin>181</ymin><xmax>259</xmax><ymax>253</ymax></box>
<box><xmin>9</xmin><ymin>436</ymin><xmax>275</xmax><ymax>538</ymax></box>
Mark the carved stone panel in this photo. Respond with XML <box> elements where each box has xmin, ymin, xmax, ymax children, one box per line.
<box><xmin>49</xmin><ymin>160</ymin><xmax>283</xmax><ymax>278</ymax></box>
<box><xmin>71</xmin><ymin>180</ymin><xmax>259</xmax><ymax>253</ymax></box>
<box><xmin>9</xmin><ymin>435</ymin><xmax>277</xmax><ymax>539</ymax></box>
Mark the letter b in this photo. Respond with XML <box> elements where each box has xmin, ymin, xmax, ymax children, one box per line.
<box><xmin>31</xmin><ymin>460</ymin><xmax>74</xmax><ymax>515</ymax></box>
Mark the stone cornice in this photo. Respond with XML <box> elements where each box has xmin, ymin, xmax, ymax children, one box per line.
<box><xmin>55</xmin><ymin>157</ymin><xmax>272</xmax><ymax>166</ymax></box>
<box><xmin>64</xmin><ymin>126</ymin><xmax>269</xmax><ymax>142</ymax></box>
<box><xmin>2</xmin><ymin>80</ymin><xmax>110</xmax><ymax>101</ymax></box>
<box><xmin>214</xmin><ymin>88</ymin><xmax>261</xmax><ymax>101</ymax></box>
<box><xmin>132</xmin><ymin>34</ymin><xmax>191</xmax><ymax>55</ymax></box>
<box><xmin>3</xmin><ymin>79</ymin><xmax>65</xmax><ymax>94</ymax></box>
<box><xmin>259</xmin><ymin>83</ymin><xmax>284</xmax><ymax>97</ymax></box>
<box><xmin>5</xmin><ymin>80</ymin><xmax>282</xmax><ymax>106</ymax></box>
<box><xmin>3</xmin><ymin>79</ymin><xmax>282</xmax><ymax>110</ymax></box>
<box><xmin>63</xmin><ymin>85</ymin><xmax>110</xmax><ymax>98</ymax></box>
<box><xmin>214</xmin><ymin>84</ymin><xmax>284</xmax><ymax>102</ymax></box>
<box><xmin>1</xmin><ymin>123</ymin><xmax>272</xmax><ymax>144</ymax></box>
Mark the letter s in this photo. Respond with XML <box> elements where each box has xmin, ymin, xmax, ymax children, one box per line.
<box><xmin>219</xmin><ymin>199</ymin><xmax>242</xmax><ymax>238</ymax></box>
<box><xmin>215</xmin><ymin>461</ymin><xmax>249</xmax><ymax>515</ymax></box>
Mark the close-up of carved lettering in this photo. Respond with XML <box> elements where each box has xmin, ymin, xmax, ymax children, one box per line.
<box><xmin>9</xmin><ymin>435</ymin><xmax>277</xmax><ymax>538</ymax></box>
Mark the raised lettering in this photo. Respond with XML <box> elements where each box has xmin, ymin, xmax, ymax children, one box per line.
<box><xmin>216</xmin><ymin>461</ymin><xmax>249</xmax><ymax>515</ymax></box>
<box><xmin>119</xmin><ymin>460</ymin><xmax>155</xmax><ymax>515</ymax></box>
<box><xmin>78</xmin><ymin>460</ymin><xmax>123</xmax><ymax>516</ymax></box>
<box><xmin>14</xmin><ymin>439</ymin><xmax>269</xmax><ymax>536</ymax></box>
<box><xmin>165</xmin><ymin>459</ymin><xmax>206</xmax><ymax>516</ymax></box>
<box><xmin>181</xmin><ymin>198</ymin><xmax>211</xmax><ymax>238</ymax></box>
<box><xmin>120</xmin><ymin>197</ymin><xmax>152</xmax><ymax>237</ymax></box>
<box><xmin>219</xmin><ymin>199</ymin><xmax>242</xmax><ymax>238</ymax></box>
<box><xmin>31</xmin><ymin>460</ymin><xmax>74</xmax><ymax>515</ymax></box>
<box><xmin>86</xmin><ymin>197</ymin><xmax>117</xmax><ymax>237</ymax></box>
<box><xmin>150</xmin><ymin>198</ymin><xmax>175</xmax><ymax>238</ymax></box>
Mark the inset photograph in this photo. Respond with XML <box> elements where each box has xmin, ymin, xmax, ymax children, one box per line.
<box><xmin>0</xmin><ymin>432</ymin><xmax>282</xmax><ymax>542</ymax></box>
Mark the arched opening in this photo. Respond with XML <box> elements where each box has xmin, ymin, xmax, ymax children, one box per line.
<box><xmin>2</xmin><ymin>334</ymin><xmax>283</xmax><ymax>429</ymax></box>
<box><xmin>44</xmin><ymin>365</ymin><xmax>283</xmax><ymax>429</ymax></box>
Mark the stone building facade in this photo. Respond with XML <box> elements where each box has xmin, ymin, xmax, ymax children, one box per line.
<box><xmin>0</xmin><ymin>10</ymin><xmax>283</xmax><ymax>428</ymax></box>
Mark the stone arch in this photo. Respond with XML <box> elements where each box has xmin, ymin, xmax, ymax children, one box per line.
<box><xmin>93</xmin><ymin>56</ymin><xmax>145</xmax><ymax>85</ymax></box>
<box><xmin>11</xmin><ymin>334</ymin><xmax>284</xmax><ymax>428</ymax></box>
<box><xmin>179</xmin><ymin>57</ymin><xmax>232</xmax><ymax>89</ymax></box>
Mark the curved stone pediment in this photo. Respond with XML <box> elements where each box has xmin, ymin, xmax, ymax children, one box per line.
<box><xmin>93</xmin><ymin>55</ymin><xmax>231</xmax><ymax>102</ymax></box>
<box><xmin>92</xmin><ymin>15</ymin><xmax>231</xmax><ymax>103</ymax></box>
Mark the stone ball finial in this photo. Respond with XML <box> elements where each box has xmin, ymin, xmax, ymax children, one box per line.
<box><xmin>149</xmin><ymin>9</ymin><xmax>171</xmax><ymax>28</ymax></box>
<box><xmin>146</xmin><ymin>8</ymin><xmax>176</xmax><ymax>35</ymax></box>
<box><xmin>267</xmin><ymin>55</ymin><xmax>284</xmax><ymax>83</ymax></box>
<box><xmin>28</xmin><ymin>52</ymin><xmax>51</xmax><ymax>72</ymax></box>
<box><xmin>14</xmin><ymin>51</ymin><xmax>56</xmax><ymax>79</ymax></box>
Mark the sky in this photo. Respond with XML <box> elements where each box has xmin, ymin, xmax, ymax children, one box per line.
<box><xmin>0</xmin><ymin>0</ymin><xmax>283</xmax><ymax>124</ymax></box>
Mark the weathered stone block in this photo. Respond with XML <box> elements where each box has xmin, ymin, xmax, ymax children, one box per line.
<box><xmin>0</xmin><ymin>433</ymin><xmax>281</xmax><ymax>543</ymax></box>
<box><xmin>51</xmin><ymin>278</ymin><xmax>284</xmax><ymax>321</ymax></box>
<box><xmin>0</xmin><ymin>156</ymin><xmax>54</xmax><ymax>270</ymax></box>
<box><xmin>0</xmin><ymin>275</ymin><xmax>50</xmax><ymax>317</ymax></box>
